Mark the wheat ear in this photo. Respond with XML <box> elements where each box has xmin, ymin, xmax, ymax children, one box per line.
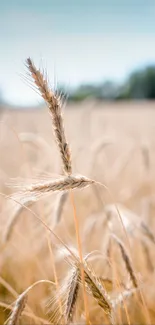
<box><xmin>65</xmin><ymin>267</ymin><xmax>80</xmax><ymax>322</ymax></box>
<box><xmin>12</xmin><ymin>175</ymin><xmax>94</xmax><ymax>202</ymax></box>
<box><xmin>8</xmin><ymin>280</ymin><xmax>55</xmax><ymax>325</ymax></box>
<box><xmin>112</xmin><ymin>234</ymin><xmax>138</xmax><ymax>288</ymax></box>
<box><xmin>63</xmin><ymin>252</ymin><xmax>112</xmax><ymax>318</ymax></box>
<box><xmin>26</xmin><ymin>57</ymin><xmax>72</xmax><ymax>175</ymax></box>
<box><xmin>82</xmin><ymin>261</ymin><xmax>112</xmax><ymax>316</ymax></box>
<box><xmin>8</xmin><ymin>292</ymin><xmax>27</xmax><ymax>325</ymax></box>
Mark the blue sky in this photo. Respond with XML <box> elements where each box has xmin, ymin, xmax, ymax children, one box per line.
<box><xmin>0</xmin><ymin>0</ymin><xmax>155</xmax><ymax>105</ymax></box>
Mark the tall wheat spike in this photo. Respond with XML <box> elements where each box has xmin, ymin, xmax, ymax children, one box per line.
<box><xmin>26</xmin><ymin>58</ymin><xmax>91</xmax><ymax>323</ymax></box>
<box><xmin>26</xmin><ymin>58</ymin><xmax>72</xmax><ymax>175</ymax></box>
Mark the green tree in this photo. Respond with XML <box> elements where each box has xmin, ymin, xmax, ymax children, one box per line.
<box><xmin>119</xmin><ymin>66</ymin><xmax>155</xmax><ymax>99</ymax></box>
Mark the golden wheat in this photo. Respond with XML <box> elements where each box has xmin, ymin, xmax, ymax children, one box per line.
<box><xmin>26</xmin><ymin>58</ymin><xmax>72</xmax><ymax>175</ymax></box>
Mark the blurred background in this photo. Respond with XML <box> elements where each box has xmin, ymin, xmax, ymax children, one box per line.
<box><xmin>0</xmin><ymin>0</ymin><xmax>155</xmax><ymax>107</ymax></box>
<box><xmin>1</xmin><ymin>2</ymin><xmax>155</xmax><ymax>324</ymax></box>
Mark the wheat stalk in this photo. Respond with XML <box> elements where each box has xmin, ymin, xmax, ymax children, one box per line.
<box><xmin>111</xmin><ymin>234</ymin><xmax>138</xmax><ymax>288</ymax></box>
<box><xmin>26</xmin><ymin>57</ymin><xmax>72</xmax><ymax>175</ymax></box>
<box><xmin>25</xmin><ymin>58</ymin><xmax>92</xmax><ymax>322</ymax></box>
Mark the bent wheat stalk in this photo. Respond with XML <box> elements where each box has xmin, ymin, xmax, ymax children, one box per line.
<box><xmin>25</xmin><ymin>57</ymin><xmax>90</xmax><ymax>323</ymax></box>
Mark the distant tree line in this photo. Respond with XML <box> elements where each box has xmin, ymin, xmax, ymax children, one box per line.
<box><xmin>0</xmin><ymin>88</ymin><xmax>5</xmax><ymax>112</ymax></box>
<box><xmin>65</xmin><ymin>65</ymin><xmax>155</xmax><ymax>102</ymax></box>
<box><xmin>1</xmin><ymin>65</ymin><xmax>155</xmax><ymax>107</ymax></box>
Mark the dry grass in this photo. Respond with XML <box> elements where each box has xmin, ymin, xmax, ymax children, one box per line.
<box><xmin>0</xmin><ymin>59</ymin><xmax>155</xmax><ymax>324</ymax></box>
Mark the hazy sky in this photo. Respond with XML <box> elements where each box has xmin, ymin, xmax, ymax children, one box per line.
<box><xmin>0</xmin><ymin>0</ymin><xmax>155</xmax><ymax>106</ymax></box>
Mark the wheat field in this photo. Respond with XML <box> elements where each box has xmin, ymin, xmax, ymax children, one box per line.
<box><xmin>0</xmin><ymin>62</ymin><xmax>155</xmax><ymax>325</ymax></box>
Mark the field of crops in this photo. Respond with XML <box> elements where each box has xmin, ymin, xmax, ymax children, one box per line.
<box><xmin>1</xmin><ymin>95</ymin><xmax>155</xmax><ymax>324</ymax></box>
